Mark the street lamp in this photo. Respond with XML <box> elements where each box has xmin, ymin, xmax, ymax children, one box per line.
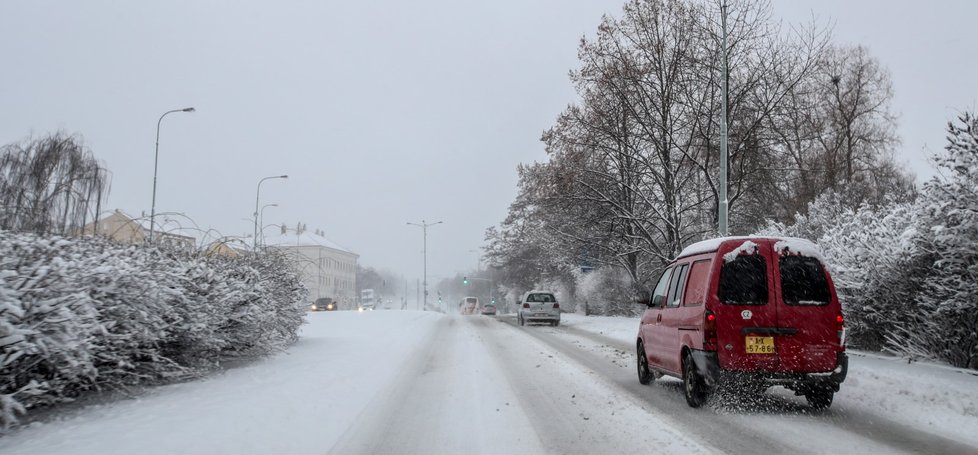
<box><xmin>259</xmin><ymin>203</ymin><xmax>278</xmax><ymax>247</ymax></box>
<box><xmin>407</xmin><ymin>220</ymin><xmax>443</xmax><ymax>311</ymax></box>
<box><xmin>718</xmin><ymin>1</ymin><xmax>729</xmax><ymax>236</ymax></box>
<box><xmin>253</xmin><ymin>175</ymin><xmax>287</xmax><ymax>249</ymax></box>
<box><xmin>150</xmin><ymin>106</ymin><xmax>195</xmax><ymax>243</ymax></box>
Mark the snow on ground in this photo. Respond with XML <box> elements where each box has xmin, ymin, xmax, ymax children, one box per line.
<box><xmin>559</xmin><ymin>312</ymin><xmax>978</xmax><ymax>447</ymax></box>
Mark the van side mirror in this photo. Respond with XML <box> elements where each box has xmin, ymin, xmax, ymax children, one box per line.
<box><xmin>651</xmin><ymin>295</ymin><xmax>664</xmax><ymax>307</ymax></box>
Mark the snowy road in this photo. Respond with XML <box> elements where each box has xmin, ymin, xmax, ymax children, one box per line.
<box><xmin>497</xmin><ymin>315</ymin><xmax>978</xmax><ymax>454</ymax></box>
<box><xmin>1</xmin><ymin>310</ymin><xmax>976</xmax><ymax>454</ymax></box>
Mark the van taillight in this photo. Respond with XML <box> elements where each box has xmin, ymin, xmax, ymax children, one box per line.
<box><xmin>553</xmin><ymin>303</ymin><xmax>559</xmax><ymax>309</ymax></box>
<box><xmin>523</xmin><ymin>303</ymin><xmax>530</xmax><ymax>308</ymax></box>
<box><xmin>704</xmin><ymin>310</ymin><xmax>717</xmax><ymax>342</ymax></box>
<box><xmin>836</xmin><ymin>313</ymin><xmax>845</xmax><ymax>341</ymax></box>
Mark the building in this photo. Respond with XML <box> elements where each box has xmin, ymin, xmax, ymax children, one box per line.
<box><xmin>204</xmin><ymin>237</ymin><xmax>251</xmax><ymax>258</ymax></box>
<box><xmin>265</xmin><ymin>230</ymin><xmax>358</xmax><ymax>309</ymax></box>
<box><xmin>79</xmin><ymin>210</ymin><xmax>195</xmax><ymax>251</ymax></box>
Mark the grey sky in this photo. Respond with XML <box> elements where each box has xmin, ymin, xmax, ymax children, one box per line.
<box><xmin>2</xmin><ymin>1</ymin><xmax>975</xmax><ymax>282</ymax></box>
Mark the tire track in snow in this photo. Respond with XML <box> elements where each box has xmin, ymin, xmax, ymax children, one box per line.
<box><xmin>325</xmin><ymin>315</ymin><xmax>547</xmax><ymax>455</ymax></box>
<box><xmin>496</xmin><ymin>315</ymin><xmax>978</xmax><ymax>454</ymax></box>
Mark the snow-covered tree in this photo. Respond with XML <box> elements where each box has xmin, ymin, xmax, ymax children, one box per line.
<box><xmin>914</xmin><ymin>113</ymin><xmax>978</xmax><ymax>368</ymax></box>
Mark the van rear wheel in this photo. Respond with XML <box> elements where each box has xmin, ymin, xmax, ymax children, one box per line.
<box><xmin>683</xmin><ymin>353</ymin><xmax>709</xmax><ymax>408</ymax></box>
<box><xmin>805</xmin><ymin>388</ymin><xmax>834</xmax><ymax>410</ymax></box>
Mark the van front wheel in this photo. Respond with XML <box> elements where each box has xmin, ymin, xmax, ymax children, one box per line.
<box><xmin>637</xmin><ymin>343</ymin><xmax>653</xmax><ymax>385</ymax></box>
<box><xmin>683</xmin><ymin>353</ymin><xmax>709</xmax><ymax>408</ymax></box>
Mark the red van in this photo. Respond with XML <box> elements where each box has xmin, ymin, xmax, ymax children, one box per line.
<box><xmin>635</xmin><ymin>237</ymin><xmax>847</xmax><ymax>409</ymax></box>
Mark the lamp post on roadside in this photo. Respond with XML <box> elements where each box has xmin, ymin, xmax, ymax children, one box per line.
<box><xmin>259</xmin><ymin>203</ymin><xmax>278</xmax><ymax>248</ymax></box>
<box><xmin>407</xmin><ymin>220</ymin><xmax>442</xmax><ymax>311</ymax></box>
<box><xmin>150</xmin><ymin>107</ymin><xmax>195</xmax><ymax>243</ymax></box>
<box><xmin>718</xmin><ymin>0</ymin><xmax>730</xmax><ymax>236</ymax></box>
<box><xmin>253</xmin><ymin>175</ymin><xmax>287</xmax><ymax>250</ymax></box>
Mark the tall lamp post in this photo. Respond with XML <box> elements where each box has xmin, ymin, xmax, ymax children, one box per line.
<box><xmin>150</xmin><ymin>107</ymin><xmax>195</xmax><ymax>243</ymax></box>
<box><xmin>407</xmin><ymin>220</ymin><xmax>442</xmax><ymax>311</ymax></box>
<box><xmin>259</xmin><ymin>203</ymin><xmax>278</xmax><ymax>248</ymax></box>
<box><xmin>253</xmin><ymin>175</ymin><xmax>288</xmax><ymax>249</ymax></box>
<box><xmin>718</xmin><ymin>0</ymin><xmax>730</xmax><ymax>236</ymax></box>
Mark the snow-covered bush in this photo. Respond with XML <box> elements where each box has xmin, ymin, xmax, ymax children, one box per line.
<box><xmin>913</xmin><ymin>113</ymin><xmax>978</xmax><ymax>368</ymax></box>
<box><xmin>0</xmin><ymin>232</ymin><xmax>306</xmax><ymax>428</ymax></box>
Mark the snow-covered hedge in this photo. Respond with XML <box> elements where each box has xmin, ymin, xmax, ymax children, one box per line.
<box><xmin>0</xmin><ymin>232</ymin><xmax>306</xmax><ymax>428</ymax></box>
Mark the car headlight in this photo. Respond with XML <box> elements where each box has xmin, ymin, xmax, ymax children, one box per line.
<box><xmin>311</xmin><ymin>305</ymin><xmax>317</xmax><ymax>310</ymax></box>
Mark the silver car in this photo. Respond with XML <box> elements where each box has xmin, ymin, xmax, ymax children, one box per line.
<box><xmin>517</xmin><ymin>291</ymin><xmax>561</xmax><ymax>327</ymax></box>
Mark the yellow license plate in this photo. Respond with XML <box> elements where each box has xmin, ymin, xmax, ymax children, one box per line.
<box><xmin>745</xmin><ymin>336</ymin><xmax>775</xmax><ymax>354</ymax></box>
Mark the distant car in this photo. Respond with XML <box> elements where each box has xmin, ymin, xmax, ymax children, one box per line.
<box><xmin>481</xmin><ymin>304</ymin><xmax>497</xmax><ymax>315</ymax></box>
<box><xmin>518</xmin><ymin>291</ymin><xmax>560</xmax><ymax>327</ymax></box>
<box><xmin>310</xmin><ymin>297</ymin><xmax>337</xmax><ymax>311</ymax></box>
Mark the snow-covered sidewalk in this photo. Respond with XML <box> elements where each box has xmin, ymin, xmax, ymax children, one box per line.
<box><xmin>558</xmin><ymin>313</ymin><xmax>978</xmax><ymax>448</ymax></box>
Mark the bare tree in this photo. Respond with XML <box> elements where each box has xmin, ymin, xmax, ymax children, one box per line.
<box><xmin>0</xmin><ymin>132</ymin><xmax>110</xmax><ymax>236</ymax></box>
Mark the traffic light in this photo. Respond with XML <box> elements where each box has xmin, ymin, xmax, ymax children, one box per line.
<box><xmin>463</xmin><ymin>276</ymin><xmax>468</xmax><ymax>285</ymax></box>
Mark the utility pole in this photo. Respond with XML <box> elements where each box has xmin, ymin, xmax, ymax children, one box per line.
<box><xmin>407</xmin><ymin>219</ymin><xmax>443</xmax><ymax>312</ymax></box>
<box><xmin>718</xmin><ymin>0</ymin><xmax>730</xmax><ymax>236</ymax></box>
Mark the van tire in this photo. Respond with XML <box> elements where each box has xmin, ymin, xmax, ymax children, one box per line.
<box><xmin>805</xmin><ymin>388</ymin><xmax>834</xmax><ymax>410</ymax></box>
<box><xmin>683</xmin><ymin>352</ymin><xmax>709</xmax><ymax>408</ymax></box>
<box><xmin>637</xmin><ymin>342</ymin><xmax>654</xmax><ymax>385</ymax></box>
<box><xmin>552</xmin><ymin>320</ymin><xmax>560</xmax><ymax>327</ymax></box>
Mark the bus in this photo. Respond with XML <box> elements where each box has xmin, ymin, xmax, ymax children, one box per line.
<box><xmin>360</xmin><ymin>289</ymin><xmax>377</xmax><ymax>311</ymax></box>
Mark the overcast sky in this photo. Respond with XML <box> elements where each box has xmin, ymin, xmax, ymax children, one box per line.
<box><xmin>2</xmin><ymin>1</ymin><xmax>976</xmax><ymax>283</ymax></box>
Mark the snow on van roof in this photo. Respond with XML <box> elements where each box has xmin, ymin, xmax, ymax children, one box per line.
<box><xmin>722</xmin><ymin>240</ymin><xmax>759</xmax><ymax>263</ymax></box>
<box><xmin>773</xmin><ymin>238</ymin><xmax>823</xmax><ymax>260</ymax></box>
<box><xmin>678</xmin><ymin>236</ymin><xmax>822</xmax><ymax>259</ymax></box>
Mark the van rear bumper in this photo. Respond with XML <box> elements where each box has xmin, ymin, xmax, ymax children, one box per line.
<box><xmin>691</xmin><ymin>350</ymin><xmax>848</xmax><ymax>391</ymax></box>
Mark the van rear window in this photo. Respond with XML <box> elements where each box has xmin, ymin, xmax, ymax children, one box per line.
<box><xmin>718</xmin><ymin>255</ymin><xmax>768</xmax><ymax>305</ymax></box>
<box><xmin>779</xmin><ymin>256</ymin><xmax>830</xmax><ymax>305</ymax></box>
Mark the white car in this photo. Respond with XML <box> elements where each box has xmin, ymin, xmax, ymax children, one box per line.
<box><xmin>517</xmin><ymin>291</ymin><xmax>560</xmax><ymax>327</ymax></box>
